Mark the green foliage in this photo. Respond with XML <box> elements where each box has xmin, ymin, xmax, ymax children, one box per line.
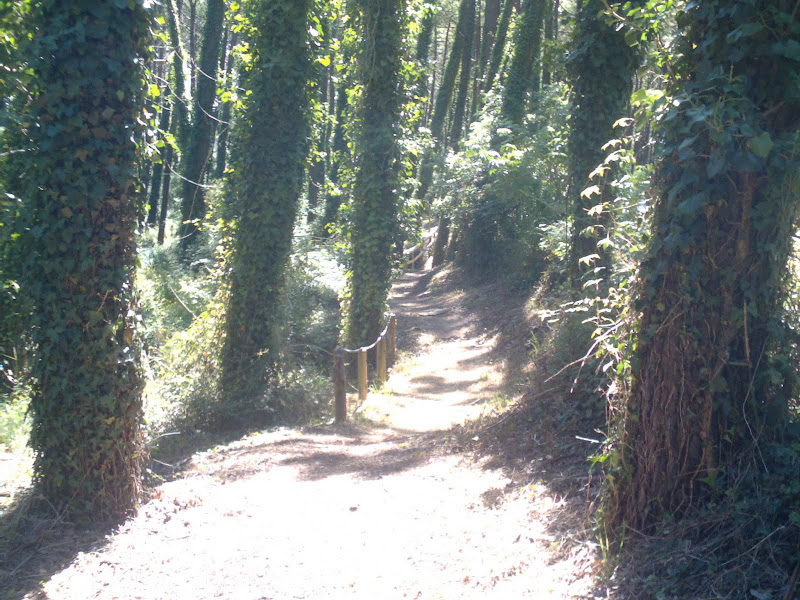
<box><xmin>433</xmin><ymin>87</ymin><xmax>570</xmax><ymax>286</ymax></box>
<box><xmin>5</xmin><ymin>0</ymin><xmax>152</xmax><ymax>523</ymax></box>
<box><xmin>0</xmin><ymin>388</ymin><xmax>30</xmax><ymax>454</ymax></box>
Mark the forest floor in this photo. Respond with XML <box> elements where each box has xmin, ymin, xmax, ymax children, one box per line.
<box><xmin>1</xmin><ymin>265</ymin><xmax>609</xmax><ymax>599</ymax></box>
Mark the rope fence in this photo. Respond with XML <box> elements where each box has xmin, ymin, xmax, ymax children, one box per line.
<box><xmin>333</xmin><ymin>314</ymin><xmax>397</xmax><ymax>423</ymax></box>
<box><xmin>401</xmin><ymin>226</ymin><xmax>437</xmax><ymax>270</ymax></box>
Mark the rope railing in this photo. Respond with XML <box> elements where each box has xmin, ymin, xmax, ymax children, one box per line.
<box><xmin>401</xmin><ymin>227</ymin><xmax>437</xmax><ymax>270</ymax></box>
<box><xmin>333</xmin><ymin>314</ymin><xmax>397</xmax><ymax>423</ymax></box>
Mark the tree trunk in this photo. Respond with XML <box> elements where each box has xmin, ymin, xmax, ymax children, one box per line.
<box><xmin>566</xmin><ymin>0</ymin><xmax>639</xmax><ymax>289</ymax></box>
<box><xmin>320</xmin><ymin>78</ymin><xmax>348</xmax><ymax>236</ymax></box>
<box><xmin>346</xmin><ymin>0</ymin><xmax>405</xmax><ymax>349</ymax></box>
<box><xmin>166</xmin><ymin>0</ymin><xmax>189</xmax><ymax>148</ymax></box>
<box><xmin>478</xmin><ymin>0</ymin><xmax>501</xmax><ymax>81</ymax></box>
<box><xmin>432</xmin><ymin>216</ymin><xmax>450</xmax><ymax>267</ymax></box>
<box><xmin>147</xmin><ymin>95</ymin><xmax>171</xmax><ymax>226</ymax></box>
<box><xmin>214</xmin><ymin>30</ymin><xmax>237</xmax><ymax>179</ymax></box>
<box><xmin>501</xmin><ymin>0</ymin><xmax>545</xmax><ymax>124</ymax></box>
<box><xmin>187</xmin><ymin>0</ymin><xmax>197</xmax><ymax>97</ymax></box>
<box><xmin>450</xmin><ymin>0</ymin><xmax>475</xmax><ymax>147</ymax></box>
<box><xmin>157</xmin><ymin>99</ymin><xmax>176</xmax><ymax>246</ymax></box>
<box><xmin>541</xmin><ymin>0</ymin><xmax>554</xmax><ymax>86</ymax></box>
<box><xmin>20</xmin><ymin>0</ymin><xmax>148</xmax><ymax>523</ymax></box>
<box><xmin>615</xmin><ymin>0</ymin><xmax>800</xmax><ymax>529</ymax></box>
<box><xmin>221</xmin><ymin>0</ymin><xmax>312</xmax><ymax>415</ymax></box>
<box><xmin>417</xmin><ymin>0</ymin><xmax>472</xmax><ymax>202</ymax></box>
<box><xmin>482</xmin><ymin>0</ymin><xmax>513</xmax><ymax>92</ymax></box>
<box><xmin>178</xmin><ymin>0</ymin><xmax>225</xmax><ymax>259</ymax></box>
<box><xmin>430</xmin><ymin>0</ymin><xmax>471</xmax><ymax>143</ymax></box>
<box><xmin>468</xmin><ymin>4</ymin><xmax>482</xmax><ymax>120</ymax></box>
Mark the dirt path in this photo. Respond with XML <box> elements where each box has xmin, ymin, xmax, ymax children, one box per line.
<box><xmin>21</xmin><ymin>269</ymin><xmax>596</xmax><ymax>600</ymax></box>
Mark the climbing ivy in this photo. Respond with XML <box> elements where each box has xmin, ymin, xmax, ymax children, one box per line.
<box><xmin>614</xmin><ymin>0</ymin><xmax>800</xmax><ymax>529</ymax></box>
<box><xmin>482</xmin><ymin>0</ymin><xmax>514</xmax><ymax>93</ymax></box>
<box><xmin>346</xmin><ymin>0</ymin><xmax>405</xmax><ymax>349</ymax></box>
<box><xmin>8</xmin><ymin>0</ymin><xmax>151</xmax><ymax>522</ymax></box>
<box><xmin>220</xmin><ymin>0</ymin><xmax>312</xmax><ymax>417</ymax></box>
<box><xmin>566</xmin><ymin>0</ymin><xmax>642</xmax><ymax>289</ymax></box>
<box><xmin>501</xmin><ymin>0</ymin><xmax>545</xmax><ymax>124</ymax></box>
<box><xmin>178</xmin><ymin>0</ymin><xmax>226</xmax><ymax>259</ymax></box>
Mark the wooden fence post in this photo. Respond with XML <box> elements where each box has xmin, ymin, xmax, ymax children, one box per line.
<box><xmin>388</xmin><ymin>314</ymin><xmax>396</xmax><ymax>366</ymax></box>
<box><xmin>358</xmin><ymin>348</ymin><xmax>368</xmax><ymax>401</ymax></box>
<box><xmin>333</xmin><ymin>347</ymin><xmax>346</xmax><ymax>423</ymax></box>
<box><xmin>377</xmin><ymin>337</ymin><xmax>387</xmax><ymax>386</ymax></box>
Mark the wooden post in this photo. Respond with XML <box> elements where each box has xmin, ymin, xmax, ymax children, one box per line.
<box><xmin>377</xmin><ymin>337</ymin><xmax>387</xmax><ymax>386</ymax></box>
<box><xmin>333</xmin><ymin>347</ymin><xmax>346</xmax><ymax>423</ymax></box>
<box><xmin>388</xmin><ymin>314</ymin><xmax>396</xmax><ymax>366</ymax></box>
<box><xmin>358</xmin><ymin>348</ymin><xmax>368</xmax><ymax>401</ymax></box>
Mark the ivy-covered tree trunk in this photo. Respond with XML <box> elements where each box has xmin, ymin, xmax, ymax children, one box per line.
<box><xmin>450</xmin><ymin>0</ymin><xmax>475</xmax><ymax>147</ymax></box>
<box><xmin>214</xmin><ymin>30</ymin><xmax>238</xmax><ymax>180</ymax></box>
<box><xmin>566</xmin><ymin>0</ymin><xmax>639</xmax><ymax>289</ymax></box>
<box><xmin>541</xmin><ymin>0</ymin><xmax>555</xmax><ymax>87</ymax></box>
<box><xmin>615</xmin><ymin>0</ymin><xmax>800</xmax><ymax>529</ymax></box>
<box><xmin>18</xmin><ymin>0</ymin><xmax>149</xmax><ymax>523</ymax></box>
<box><xmin>416</xmin><ymin>0</ymin><xmax>471</xmax><ymax>201</ymax></box>
<box><xmin>346</xmin><ymin>0</ymin><xmax>404</xmax><ymax>348</ymax></box>
<box><xmin>430</xmin><ymin>0</ymin><xmax>471</xmax><ymax>144</ymax></box>
<box><xmin>482</xmin><ymin>0</ymin><xmax>513</xmax><ymax>92</ymax></box>
<box><xmin>178</xmin><ymin>0</ymin><xmax>225</xmax><ymax>258</ymax></box>
<box><xmin>147</xmin><ymin>95</ymin><xmax>171</xmax><ymax>225</ymax></box>
<box><xmin>157</xmin><ymin>97</ymin><xmax>177</xmax><ymax>245</ymax></box>
<box><xmin>320</xmin><ymin>78</ymin><xmax>348</xmax><ymax>236</ymax></box>
<box><xmin>166</xmin><ymin>0</ymin><xmax>190</xmax><ymax>149</ymax></box>
<box><xmin>415</xmin><ymin>1</ymin><xmax>436</xmax><ymax>101</ymax></box>
<box><xmin>477</xmin><ymin>0</ymin><xmax>501</xmax><ymax>82</ymax></box>
<box><xmin>501</xmin><ymin>0</ymin><xmax>545</xmax><ymax>124</ymax></box>
<box><xmin>221</xmin><ymin>0</ymin><xmax>311</xmax><ymax>413</ymax></box>
<box><xmin>307</xmin><ymin>22</ymin><xmax>331</xmax><ymax>224</ymax></box>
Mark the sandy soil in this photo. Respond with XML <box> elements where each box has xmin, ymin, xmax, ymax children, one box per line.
<box><xmin>9</xmin><ymin>268</ymin><xmax>600</xmax><ymax>600</ymax></box>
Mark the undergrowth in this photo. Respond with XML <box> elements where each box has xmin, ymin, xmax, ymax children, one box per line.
<box><xmin>139</xmin><ymin>206</ymin><xmax>346</xmax><ymax>462</ymax></box>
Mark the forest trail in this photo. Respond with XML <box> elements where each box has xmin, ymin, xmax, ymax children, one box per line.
<box><xmin>19</xmin><ymin>268</ymin><xmax>598</xmax><ymax>600</ymax></box>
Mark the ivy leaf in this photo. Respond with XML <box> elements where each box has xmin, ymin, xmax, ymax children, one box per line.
<box><xmin>677</xmin><ymin>192</ymin><xmax>706</xmax><ymax>215</ymax></box>
<box><xmin>746</xmin><ymin>132</ymin><xmax>773</xmax><ymax>158</ymax></box>
<box><xmin>775</xmin><ymin>39</ymin><xmax>800</xmax><ymax>61</ymax></box>
<box><xmin>726</xmin><ymin>22</ymin><xmax>764</xmax><ymax>44</ymax></box>
<box><xmin>581</xmin><ymin>185</ymin><xmax>601</xmax><ymax>198</ymax></box>
<box><xmin>707</xmin><ymin>150</ymin><xmax>726</xmax><ymax>178</ymax></box>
